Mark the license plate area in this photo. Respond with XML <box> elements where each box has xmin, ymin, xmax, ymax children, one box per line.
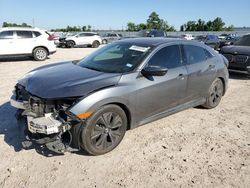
<box><xmin>27</xmin><ymin>114</ymin><xmax>62</xmax><ymax>134</ymax></box>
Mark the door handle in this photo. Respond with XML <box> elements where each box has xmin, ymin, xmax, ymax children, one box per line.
<box><xmin>177</xmin><ymin>73</ymin><xmax>185</xmax><ymax>80</ymax></box>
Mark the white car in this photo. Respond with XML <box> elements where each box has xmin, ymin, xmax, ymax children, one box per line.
<box><xmin>181</xmin><ymin>34</ymin><xmax>195</xmax><ymax>40</ymax></box>
<box><xmin>0</xmin><ymin>27</ymin><xmax>56</xmax><ymax>61</ymax></box>
<box><xmin>61</xmin><ymin>32</ymin><xmax>102</xmax><ymax>48</ymax></box>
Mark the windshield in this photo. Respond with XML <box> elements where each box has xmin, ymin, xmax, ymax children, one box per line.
<box><xmin>78</xmin><ymin>42</ymin><xmax>153</xmax><ymax>73</ymax></box>
<box><xmin>234</xmin><ymin>35</ymin><xmax>250</xmax><ymax>46</ymax></box>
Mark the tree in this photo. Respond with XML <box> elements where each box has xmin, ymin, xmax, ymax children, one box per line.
<box><xmin>225</xmin><ymin>25</ymin><xmax>234</xmax><ymax>31</ymax></box>
<box><xmin>196</xmin><ymin>19</ymin><xmax>206</xmax><ymax>31</ymax></box>
<box><xmin>2</xmin><ymin>22</ymin><xmax>31</xmax><ymax>28</ymax></box>
<box><xmin>185</xmin><ymin>21</ymin><xmax>197</xmax><ymax>31</ymax></box>
<box><xmin>87</xmin><ymin>25</ymin><xmax>92</xmax><ymax>31</ymax></box>
<box><xmin>212</xmin><ymin>17</ymin><xmax>225</xmax><ymax>31</ymax></box>
<box><xmin>127</xmin><ymin>22</ymin><xmax>137</xmax><ymax>31</ymax></box>
<box><xmin>146</xmin><ymin>12</ymin><xmax>163</xmax><ymax>30</ymax></box>
<box><xmin>82</xmin><ymin>26</ymin><xmax>87</xmax><ymax>31</ymax></box>
<box><xmin>137</xmin><ymin>23</ymin><xmax>147</xmax><ymax>31</ymax></box>
<box><xmin>161</xmin><ymin>21</ymin><xmax>176</xmax><ymax>32</ymax></box>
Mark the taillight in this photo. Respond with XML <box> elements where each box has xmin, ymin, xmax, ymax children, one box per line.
<box><xmin>47</xmin><ymin>35</ymin><xmax>57</xmax><ymax>41</ymax></box>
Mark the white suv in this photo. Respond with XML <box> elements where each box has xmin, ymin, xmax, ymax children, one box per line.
<box><xmin>62</xmin><ymin>32</ymin><xmax>102</xmax><ymax>48</ymax></box>
<box><xmin>0</xmin><ymin>27</ymin><xmax>56</xmax><ymax>61</ymax></box>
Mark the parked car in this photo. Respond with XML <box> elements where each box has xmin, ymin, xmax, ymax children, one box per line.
<box><xmin>195</xmin><ymin>35</ymin><xmax>220</xmax><ymax>50</ymax></box>
<box><xmin>11</xmin><ymin>38</ymin><xmax>229</xmax><ymax>155</ymax></box>
<box><xmin>181</xmin><ymin>34</ymin><xmax>195</xmax><ymax>40</ymax></box>
<box><xmin>137</xmin><ymin>29</ymin><xmax>166</xmax><ymax>37</ymax></box>
<box><xmin>0</xmin><ymin>27</ymin><xmax>56</xmax><ymax>61</ymax></box>
<box><xmin>58</xmin><ymin>32</ymin><xmax>102</xmax><ymax>48</ymax></box>
<box><xmin>220</xmin><ymin>34</ymin><xmax>250</xmax><ymax>75</ymax></box>
<box><xmin>101</xmin><ymin>33</ymin><xmax>122</xmax><ymax>44</ymax></box>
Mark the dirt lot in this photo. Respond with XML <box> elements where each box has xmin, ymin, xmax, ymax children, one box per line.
<box><xmin>0</xmin><ymin>47</ymin><xmax>249</xmax><ymax>188</ymax></box>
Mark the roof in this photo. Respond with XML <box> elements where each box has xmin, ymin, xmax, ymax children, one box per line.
<box><xmin>118</xmin><ymin>37</ymin><xmax>204</xmax><ymax>47</ymax></box>
<box><xmin>0</xmin><ymin>27</ymin><xmax>44</xmax><ymax>31</ymax></box>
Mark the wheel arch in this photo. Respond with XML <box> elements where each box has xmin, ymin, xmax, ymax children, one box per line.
<box><xmin>32</xmin><ymin>46</ymin><xmax>49</xmax><ymax>54</ymax></box>
<box><xmin>218</xmin><ymin>76</ymin><xmax>226</xmax><ymax>95</ymax></box>
<box><xmin>107</xmin><ymin>102</ymin><xmax>132</xmax><ymax>130</ymax></box>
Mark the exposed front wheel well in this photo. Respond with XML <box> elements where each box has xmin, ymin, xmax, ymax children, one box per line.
<box><xmin>218</xmin><ymin>77</ymin><xmax>226</xmax><ymax>95</ymax></box>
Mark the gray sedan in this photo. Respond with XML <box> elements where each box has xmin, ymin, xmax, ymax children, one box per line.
<box><xmin>11</xmin><ymin>38</ymin><xmax>229</xmax><ymax>155</ymax></box>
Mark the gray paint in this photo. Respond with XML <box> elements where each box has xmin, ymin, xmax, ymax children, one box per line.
<box><xmin>17</xmin><ymin>38</ymin><xmax>229</xmax><ymax>129</ymax></box>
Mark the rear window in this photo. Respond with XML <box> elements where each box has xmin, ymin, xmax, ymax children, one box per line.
<box><xmin>234</xmin><ymin>35</ymin><xmax>250</xmax><ymax>46</ymax></box>
<box><xmin>33</xmin><ymin>31</ymin><xmax>41</xmax><ymax>37</ymax></box>
<box><xmin>0</xmin><ymin>31</ymin><xmax>14</xmax><ymax>39</ymax></box>
<box><xmin>16</xmin><ymin>31</ymin><xmax>33</xmax><ymax>39</ymax></box>
<box><xmin>183</xmin><ymin>45</ymin><xmax>208</xmax><ymax>64</ymax></box>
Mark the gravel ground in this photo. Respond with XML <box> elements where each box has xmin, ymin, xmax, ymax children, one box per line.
<box><xmin>0</xmin><ymin>47</ymin><xmax>250</xmax><ymax>188</ymax></box>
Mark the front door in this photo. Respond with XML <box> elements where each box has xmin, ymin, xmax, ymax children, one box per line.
<box><xmin>0</xmin><ymin>30</ymin><xmax>15</xmax><ymax>55</ymax></box>
<box><xmin>136</xmin><ymin>45</ymin><xmax>188</xmax><ymax>122</ymax></box>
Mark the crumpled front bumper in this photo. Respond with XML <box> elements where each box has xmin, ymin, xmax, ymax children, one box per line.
<box><xmin>10</xmin><ymin>95</ymin><xmax>81</xmax><ymax>154</ymax></box>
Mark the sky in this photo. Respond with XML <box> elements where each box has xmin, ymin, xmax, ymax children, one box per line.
<box><xmin>0</xmin><ymin>0</ymin><xmax>250</xmax><ymax>30</ymax></box>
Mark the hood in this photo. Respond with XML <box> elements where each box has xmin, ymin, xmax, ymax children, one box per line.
<box><xmin>19</xmin><ymin>61</ymin><xmax>122</xmax><ymax>99</ymax></box>
<box><xmin>221</xmin><ymin>45</ymin><xmax>250</xmax><ymax>55</ymax></box>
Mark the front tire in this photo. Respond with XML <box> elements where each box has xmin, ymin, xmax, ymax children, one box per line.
<box><xmin>33</xmin><ymin>47</ymin><xmax>48</xmax><ymax>61</ymax></box>
<box><xmin>203</xmin><ymin>78</ymin><xmax>224</xmax><ymax>109</ymax></box>
<box><xmin>66</xmin><ymin>40</ymin><xmax>75</xmax><ymax>48</ymax></box>
<box><xmin>81</xmin><ymin>105</ymin><xmax>127</xmax><ymax>155</ymax></box>
<box><xmin>92</xmin><ymin>40</ymin><xmax>100</xmax><ymax>48</ymax></box>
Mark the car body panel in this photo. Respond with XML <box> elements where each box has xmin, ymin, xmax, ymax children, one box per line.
<box><xmin>220</xmin><ymin>34</ymin><xmax>250</xmax><ymax>74</ymax></box>
<box><xmin>19</xmin><ymin>61</ymin><xmax>122</xmax><ymax>99</ymax></box>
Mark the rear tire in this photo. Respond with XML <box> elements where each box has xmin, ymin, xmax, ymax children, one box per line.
<box><xmin>92</xmin><ymin>40</ymin><xmax>100</xmax><ymax>48</ymax></box>
<box><xmin>33</xmin><ymin>47</ymin><xmax>48</xmax><ymax>61</ymax></box>
<box><xmin>102</xmin><ymin>39</ymin><xmax>107</xmax><ymax>44</ymax></box>
<box><xmin>81</xmin><ymin>105</ymin><xmax>127</xmax><ymax>155</ymax></box>
<box><xmin>202</xmin><ymin>78</ymin><xmax>224</xmax><ymax>109</ymax></box>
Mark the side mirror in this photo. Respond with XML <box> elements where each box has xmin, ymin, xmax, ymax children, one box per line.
<box><xmin>76</xmin><ymin>35</ymin><xmax>79</xmax><ymax>38</ymax></box>
<box><xmin>141</xmin><ymin>66</ymin><xmax>168</xmax><ymax>77</ymax></box>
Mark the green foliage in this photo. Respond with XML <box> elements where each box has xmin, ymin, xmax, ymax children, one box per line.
<box><xmin>146</xmin><ymin>12</ymin><xmax>163</xmax><ymax>30</ymax></box>
<box><xmin>51</xmin><ymin>25</ymin><xmax>92</xmax><ymax>32</ymax></box>
<box><xmin>180</xmin><ymin>17</ymin><xmax>234</xmax><ymax>31</ymax></box>
<box><xmin>126</xmin><ymin>12</ymin><xmax>176</xmax><ymax>32</ymax></box>
<box><xmin>2</xmin><ymin>22</ymin><xmax>32</xmax><ymax>28</ymax></box>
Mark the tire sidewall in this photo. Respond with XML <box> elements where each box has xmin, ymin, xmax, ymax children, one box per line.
<box><xmin>33</xmin><ymin>47</ymin><xmax>48</xmax><ymax>61</ymax></box>
<box><xmin>81</xmin><ymin>105</ymin><xmax>127</xmax><ymax>155</ymax></box>
<box><xmin>205</xmin><ymin>78</ymin><xmax>223</xmax><ymax>108</ymax></box>
<box><xmin>92</xmin><ymin>41</ymin><xmax>100</xmax><ymax>48</ymax></box>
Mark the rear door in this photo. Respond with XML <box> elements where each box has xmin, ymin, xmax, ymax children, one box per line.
<box><xmin>136</xmin><ymin>44</ymin><xmax>188</xmax><ymax>121</ymax></box>
<box><xmin>182</xmin><ymin>44</ymin><xmax>217</xmax><ymax>100</ymax></box>
<box><xmin>15</xmin><ymin>30</ymin><xmax>34</xmax><ymax>54</ymax></box>
<box><xmin>0</xmin><ymin>30</ymin><xmax>15</xmax><ymax>55</ymax></box>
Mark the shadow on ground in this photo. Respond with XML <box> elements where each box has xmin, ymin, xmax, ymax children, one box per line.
<box><xmin>0</xmin><ymin>102</ymin><xmax>89</xmax><ymax>157</ymax></box>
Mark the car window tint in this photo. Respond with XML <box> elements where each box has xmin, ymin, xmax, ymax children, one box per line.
<box><xmin>234</xmin><ymin>35</ymin><xmax>250</xmax><ymax>46</ymax></box>
<box><xmin>78</xmin><ymin>33</ymin><xmax>86</xmax><ymax>37</ymax></box>
<box><xmin>147</xmin><ymin>45</ymin><xmax>182</xmax><ymax>69</ymax></box>
<box><xmin>16</xmin><ymin>31</ymin><xmax>33</xmax><ymax>39</ymax></box>
<box><xmin>204</xmin><ymin>49</ymin><xmax>213</xmax><ymax>59</ymax></box>
<box><xmin>0</xmin><ymin>31</ymin><xmax>14</xmax><ymax>39</ymax></box>
<box><xmin>94</xmin><ymin>45</ymin><xmax>124</xmax><ymax>61</ymax></box>
<box><xmin>183</xmin><ymin>45</ymin><xmax>207</xmax><ymax>64</ymax></box>
<box><xmin>33</xmin><ymin>31</ymin><xmax>41</xmax><ymax>37</ymax></box>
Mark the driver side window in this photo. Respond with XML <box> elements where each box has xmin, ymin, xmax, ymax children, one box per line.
<box><xmin>147</xmin><ymin>45</ymin><xmax>182</xmax><ymax>69</ymax></box>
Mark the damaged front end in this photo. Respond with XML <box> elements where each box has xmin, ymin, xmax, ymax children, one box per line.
<box><xmin>10</xmin><ymin>84</ymin><xmax>83</xmax><ymax>154</ymax></box>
